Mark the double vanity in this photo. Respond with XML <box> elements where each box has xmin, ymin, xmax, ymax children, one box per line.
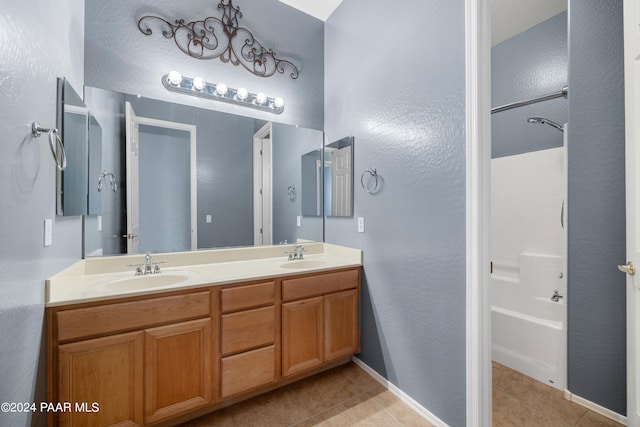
<box><xmin>46</xmin><ymin>243</ymin><xmax>362</xmax><ymax>426</ymax></box>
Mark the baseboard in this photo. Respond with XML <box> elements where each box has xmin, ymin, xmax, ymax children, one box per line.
<box><xmin>351</xmin><ymin>356</ymin><xmax>449</xmax><ymax>427</ymax></box>
<box><xmin>563</xmin><ymin>389</ymin><xmax>627</xmax><ymax>425</ymax></box>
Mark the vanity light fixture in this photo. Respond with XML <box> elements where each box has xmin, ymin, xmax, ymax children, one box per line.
<box><xmin>161</xmin><ymin>72</ymin><xmax>285</xmax><ymax>114</ymax></box>
<box><xmin>138</xmin><ymin>0</ymin><xmax>300</xmax><ymax>80</ymax></box>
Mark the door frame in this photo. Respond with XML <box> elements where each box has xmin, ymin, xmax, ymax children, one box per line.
<box><xmin>253</xmin><ymin>122</ymin><xmax>273</xmax><ymax>245</ymax></box>
<box><xmin>465</xmin><ymin>0</ymin><xmax>492</xmax><ymax>426</ymax></box>
<box><xmin>126</xmin><ymin>103</ymin><xmax>198</xmax><ymax>253</ymax></box>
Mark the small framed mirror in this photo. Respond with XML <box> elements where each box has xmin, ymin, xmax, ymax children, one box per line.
<box><xmin>324</xmin><ymin>136</ymin><xmax>354</xmax><ymax>217</ymax></box>
<box><xmin>56</xmin><ymin>78</ymin><xmax>103</xmax><ymax>216</ymax></box>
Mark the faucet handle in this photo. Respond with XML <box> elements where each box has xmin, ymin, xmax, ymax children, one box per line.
<box><xmin>152</xmin><ymin>260</ymin><xmax>167</xmax><ymax>274</ymax></box>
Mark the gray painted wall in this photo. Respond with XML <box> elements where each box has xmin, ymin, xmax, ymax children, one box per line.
<box><xmin>324</xmin><ymin>1</ymin><xmax>467</xmax><ymax>425</ymax></box>
<box><xmin>567</xmin><ymin>0</ymin><xmax>626</xmax><ymax>415</ymax></box>
<box><xmin>492</xmin><ymin>12</ymin><xmax>567</xmax><ymax>159</ymax></box>
<box><xmin>85</xmin><ymin>0</ymin><xmax>324</xmax><ymax>130</ymax></box>
<box><xmin>0</xmin><ymin>1</ymin><xmax>85</xmax><ymax>426</ymax></box>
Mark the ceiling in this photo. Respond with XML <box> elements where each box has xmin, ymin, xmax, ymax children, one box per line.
<box><xmin>277</xmin><ymin>0</ymin><xmax>344</xmax><ymax>21</ymax></box>
<box><xmin>279</xmin><ymin>0</ymin><xmax>567</xmax><ymax>47</ymax></box>
<box><xmin>492</xmin><ymin>0</ymin><xmax>567</xmax><ymax>45</ymax></box>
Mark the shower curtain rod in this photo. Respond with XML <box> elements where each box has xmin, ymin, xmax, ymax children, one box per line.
<box><xmin>491</xmin><ymin>86</ymin><xmax>568</xmax><ymax>114</ymax></box>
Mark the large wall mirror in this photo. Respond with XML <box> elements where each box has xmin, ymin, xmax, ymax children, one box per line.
<box><xmin>78</xmin><ymin>86</ymin><xmax>324</xmax><ymax>257</ymax></box>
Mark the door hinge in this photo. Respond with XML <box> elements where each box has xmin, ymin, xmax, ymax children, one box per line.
<box><xmin>260</xmin><ymin>149</ymin><xmax>263</xmax><ymax>155</ymax></box>
<box><xmin>260</xmin><ymin>228</ymin><xmax>263</xmax><ymax>234</ymax></box>
<box><xmin>259</xmin><ymin>189</ymin><xmax>263</xmax><ymax>195</ymax></box>
<box><xmin>490</xmin><ymin>261</ymin><xmax>493</xmax><ymax>274</ymax></box>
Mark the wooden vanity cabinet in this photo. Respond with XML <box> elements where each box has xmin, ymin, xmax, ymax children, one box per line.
<box><xmin>48</xmin><ymin>267</ymin><xmax>360</xmax><ymax>426</ymax></box>
<box><xmin>49</xmin><ymin>291</ymin><xmax>213</xmax><ymax>426</ymax></box>
<box><xmin>281</xmin><ymin>269</ymin><xmax>360</xmax><ymax>377</ymax></box>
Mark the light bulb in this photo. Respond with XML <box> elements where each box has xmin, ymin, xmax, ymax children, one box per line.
<box><xmin>236</xmin><ymin>87</ymin><xmax>248</xmax><ymax>100</ymax></box>
<box><xmin>273</xmin><ymin>97</ymin><xmax>285</xmax><ymax>109</ymax></box>
<box><xmin>215</xmin><ymin>82</ymin><xmax>228</xmax><ymax>96</ymax></box>
<box><xmin>167</xmin><ymin>70</ymin><xmax>182</xmax><ymax>87</ymax></box>
<box><xmin>192</xmin><ymin>77</ymin><xmax>205</xmax><ymax>91</ymax></box>
<box><xmin>255</xmin><ymin>92</ymin><xmax>267</xmax><ymax>105</ymax></box>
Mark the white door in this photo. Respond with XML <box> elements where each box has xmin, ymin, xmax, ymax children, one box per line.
<box><xmin>623</xmin><ymin>1</ymin><xmax>640</xmax><ymax>424</ymax></box>
<box><xmin>125</xmin><ymin>102</ymin><xmax>140</xmax><ymax>254</ymax></box>
<box><xmin>253</xmin><ymin>122</ymin><xmax>272</xmax><ymax>245</ymax></box>
<box><xmin>331</xmin><ymin>145</ymin><xmax>352</xmax><ymax>216</ymax></box>
<box><xmin>125</xmin><ymin>102</ymin><xmax>198</xmax><ymax>254</ymax></box>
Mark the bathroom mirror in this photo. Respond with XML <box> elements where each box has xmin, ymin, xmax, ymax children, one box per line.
<box><xmin>301</xmin><ymin>148</ymin><xmax>323</xmax><ymax>217</ymax></box>
<box><xmin>56</xmin><ymin>78</ymin><xmax>103</xmax><ymax>217</ymax></box>
<box><xmin>81</xmin><ymin>86</ymin><xmax>324</xmax><ymax>257</ymax></box>
<box><xmin>324</xmin><ymin>136</ymin><xmax>354</xmax><ymax>217</ymax></box>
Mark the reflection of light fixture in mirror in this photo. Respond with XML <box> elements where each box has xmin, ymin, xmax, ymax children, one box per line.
<box><xmin>161</xmin><ymin>72</ymin><xmax>285</xmax><ymax>114</ymax></box>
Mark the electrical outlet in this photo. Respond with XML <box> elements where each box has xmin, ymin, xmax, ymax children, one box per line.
<box><xmin>357</xmin><ymin>217</ymin><xmax>365</xmax><ymax>233</ymax></box>
<box><xmin>297</xmin><ymin>216</ymin><xmax>301</xmax><ymax>227</ymax></box>
<box><xmin>206</xmin><ymin>215</ymin><xmax>212</xmax><ymax>224</ymax></box>
<box><xmin>97</xmin><ymin>215</ymin><xmax>102</xmax><ymax>232</ymax></box>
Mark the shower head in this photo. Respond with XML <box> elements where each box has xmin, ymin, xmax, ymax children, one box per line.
<box><xmin>527</xmin><ymin>117</ymin><xmax>564</xmax><ymax>132</ymax></box>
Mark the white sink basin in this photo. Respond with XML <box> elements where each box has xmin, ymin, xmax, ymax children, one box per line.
<box><xmin>279</xmin><ymin>259</ymin><xmax>328</xmax><ymax>269</ymax></box>
<box><xmin>99</xmin><ymin>273</ymin><xmax>190</xmax><ymax>291</ymax></box>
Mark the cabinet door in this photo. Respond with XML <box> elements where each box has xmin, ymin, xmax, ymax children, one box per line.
<box><xmin>144</xmin><ymin>318</ymin><xmax>212</xmax><ymax>424</ymax></box>
<box><xmin>58</xmin><ymin>331</ymin><xmax>143</xmax><ymax>427</ymax></box>
<box><xmin>324</xmin><ymin>289</ymin><xmax>360</xmax><ymax>361</ymax></box>
<box><xmin>282</xmin><ymin>297</ymin><xmax>323</xmax><ymax>377</ymax></box>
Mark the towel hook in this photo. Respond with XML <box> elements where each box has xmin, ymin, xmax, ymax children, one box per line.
<box><xmin>32</xmin><ymin>122</ymin><xmax>66</xmax><ymax>171</ymax></box>
<box><xmin>360</xmin><ymin>167</ymin><xmax>382</xmax><ymax>194</ymax></box>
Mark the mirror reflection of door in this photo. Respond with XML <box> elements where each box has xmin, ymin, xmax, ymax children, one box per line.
<box><xmin>125</xmin><ymin>102</ymin><xmax>197</xmax><ymax>254</ymax></box>
<box><xmin>331</xmin><ymin>145</ymin><xmax>352</xmax><ymax>216</ymax></box>
<box><xmin>253</xmin><ymin>122</ymin><xmax>273</xmax><ymax>245</ymax></box>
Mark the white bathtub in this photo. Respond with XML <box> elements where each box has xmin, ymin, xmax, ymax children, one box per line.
<box><xmin>491</xmin><ymin>272</ymin><xmax>567</xmax><ymax>390</ymax></box>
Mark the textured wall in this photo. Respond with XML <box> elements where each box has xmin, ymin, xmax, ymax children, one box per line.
<box><xmin>0</xmin><ymin>1</ymin><xmax>85</xmax><ymax>425</ymax></box>
<box><xmin>491</xmin><ymin>12</ymin><xmax>567</xmax><ymax>159</ymax></box>
<box><xmin>324</xmin><ymin>1</ymin><xmax>467</xmax><ymax>425</ymax></box>
<box><xmin>567</xmin><ymin>0</ymin><xmax>626</xmax><ymax>415</ymax></box>
<box><xmin>85</xmin><ymin>0</ymin><xmax>324</xmax><ymax>130</ymax></box>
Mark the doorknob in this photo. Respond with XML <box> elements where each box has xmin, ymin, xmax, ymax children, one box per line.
<box><xmin>618</xmin><ymin>261</ymin><xmax>636</xmax><ymax>275</ymax></box>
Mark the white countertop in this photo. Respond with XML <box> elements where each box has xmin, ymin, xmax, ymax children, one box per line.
<box><xmin>46</xmin><ymin>243</ymin><xmax>362</xmax><ymax>307</ymax></box>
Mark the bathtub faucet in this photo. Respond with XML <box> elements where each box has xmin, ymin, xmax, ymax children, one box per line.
<box><xmin>551</xmin><ymin>290</ymin><xmax>563</xmax><ymax>302</ymax></box>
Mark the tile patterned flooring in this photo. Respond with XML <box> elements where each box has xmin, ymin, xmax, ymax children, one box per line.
<box><xmin>492</xmin><ymin>362</ymin><xmax>624</xmax><ymax>427</ymax></box>
<box><xmin>181</xmin><ymin>361</ymin><xmax>624</xmax><ymax>426</ymax></box>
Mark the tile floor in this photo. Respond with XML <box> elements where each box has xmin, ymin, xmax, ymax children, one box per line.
<box><xmin>492</xmin><ymin>362</ymin><xmax>624</xmax><ymax>427</ymax></box>
<box><xmin>181</xmin><ymin>361</ymin><xmax>624</xmax><ymax>426</ymax></box>
<box><xmin>180</xmin><ymin>362</ymin><xmax>433</xmax><ymax>426</ymax></box>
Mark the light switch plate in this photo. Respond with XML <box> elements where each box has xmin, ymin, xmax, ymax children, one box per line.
<box><xmin>206</xmin><ymin>215</ymin><xmax>212</xmax><ymax>224</ymax></box>
<box><xmin>44</xmin><ymin>219</ymin><xmax>52</xmax><ymax>247</ymax></box>
<box><xmin>357</xmin><ymin>217</ymin><xmax>365</xmax><ymax>233</ymax></box>
<box><xmin>297</xmin><ymin>216</ymin><xmax>301</xmax><ymax>227</ymax></box>
<box><xmin>97</xmin><ymin>215</ymin><xmax>102</xmax><ymax>232</ymax></box>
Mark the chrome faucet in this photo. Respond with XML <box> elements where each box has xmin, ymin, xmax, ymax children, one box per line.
<box><xmin>285</xmin><ymin>244</ymin><xmax>306</xmax><ymax>260</ymax></box>
<box><xmin>127</xmin><ymin>252</ymin><xmax>165</xmax><ymax>275</ymax></box>
<box><xmin>551</xmin><ymin>290</ymin><xmax>563</xmax><ymax>302</ymax></box>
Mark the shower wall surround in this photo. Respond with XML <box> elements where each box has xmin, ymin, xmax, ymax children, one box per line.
<box><xmin>0</xmin><ymin>1</ymin><xmax>85</xmax><ymax>426</ymax></box>
<box><xmin>567</xmin><ymin>0</ymin><xmax>626</xmax><ymax>416</ymax></box>
<box><xmin>324</xmin><ymin>0</ymin><xmax>467</xmax><ymax>425</ymax></box>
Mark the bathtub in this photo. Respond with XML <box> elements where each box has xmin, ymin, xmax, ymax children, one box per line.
<box><xmin>491</xmin><ymin>271</ymin><xmax>567</xmax><ymax>390</ymax></box>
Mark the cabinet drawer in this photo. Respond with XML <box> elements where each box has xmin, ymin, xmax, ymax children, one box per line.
<box><xmin>57</xmin><ymin>291</ymin><xmax>211</xmax><ymax>342</ymax></box>
<box><xmin>220</xmin><ymin>345</ymin><xmax>276</xmax><ymax>398</ymax></box>
<box><xmin>282</xmin><ymin>269</ymin><xmax>359</xmax><ymax>302</ymax></box>
<box><xmin>220</xmin><ymin>281</ymin><xmax>275</xmax><ymax>313</ymax></box>
<box><xmin>221</xmin><ymin>306</ymin><xmax>275</xmax><ymax>356</ymax></box>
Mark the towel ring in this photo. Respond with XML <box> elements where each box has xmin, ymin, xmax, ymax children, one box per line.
<box><xmin>287</xmin><ymin>185</ymin><xmax>296</xmax><ymax>202</ymax></box>
<box><xmin>360</xmin><ymin>167</ymin><xmax>381</xmax><ymax>194</ymax></box>
<box><xmin>98</xmin><ymin>171</ymin><xmax>118</xmax><ymax>192</ymax></box>
<box><xmin>32</xmin><ymin>122</ymin><xmax>66</xmax><ymax>171</ymax></box>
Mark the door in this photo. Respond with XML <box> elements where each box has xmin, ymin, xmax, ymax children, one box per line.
<box><xmin>281</xmin><ymin>297</ymin><xmax>323</xmax><ymax>377</ymax></box>
<box><xmin>125</xmin><ymin>102</ymin><xmax>140</xmax><ymax>254</ymax></box>
<box><xmin>331</xmin><ymin>145</ymin><xmax>352</xmax><ymax>216</ymax></box>
<box><xmin>253</xmin><ymin>122</ymin><xmax>273</xmax><ymax>245</ymax></box>
<box><xmin>324</xmin><ymin>289</ymin><xmax>359</xmax><ymax>361</ymax></box>
<box><xmin>144</xmin><ymin>318</ymin><xmax>212</xmax><ymax>424</ymax></box>
<box><xmin>623</xmin><ymin>1</ymin><xmax>640</xmax><ymax>424</ymax></box>
<box><xmin>58</xmin><ymin>332</ymin><xmax>144</xmax><ymax>426</ymax></box>
<box><xmin>125</xmin><ymin>102</ymin><xmax>198</xmax><ymax>254</ymax></box>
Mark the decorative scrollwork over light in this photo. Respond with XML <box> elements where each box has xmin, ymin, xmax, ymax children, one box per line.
<box><xmin>137</xmin><ymin>0</ymin><xmax>300</xmax><ymax>79</ymax></box>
